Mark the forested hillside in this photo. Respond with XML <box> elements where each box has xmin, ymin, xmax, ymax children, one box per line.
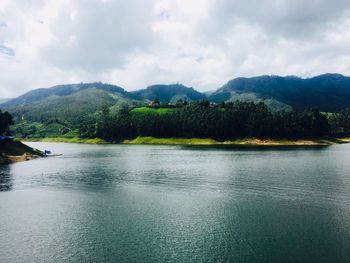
<box><xmin>1</xmin><ymin>82</ymin><xmax>133</xmax><ymax>107</ymax></box>
<box><xmin>131</xmin><ymin>84</ymin><xmax>207</xmax><ymax>103</ymax></box>
<box><xmin>81</xmin><ymin>101</ymin><xmax>350</xmax><ymax>141</ymax></box>
<box><xmin>2</xmin><ymin>74</ymin><xmax>350</xmax><ymax>139</ymax></box>
<box><xmin>210</xmin><ymin>74</ymin><xmax>350</xmax><ymax>111</ymax></box>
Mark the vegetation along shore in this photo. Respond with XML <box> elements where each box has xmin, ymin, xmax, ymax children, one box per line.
<box><xmin>9</xmin><ymin>100</ymin><xmax>350</xmax><ymax>147</ymax></box>
<box><xmin>20</xmin><ymin>136</ymin><xmax>350</xmax><ymax>146</ymax></box>
<box><xmin>0</xmin><ymin>110</ymin><xmax>42</xmax><ymax>164</ymax></box>
<box><xmin>2</xmin><ymin>75</ymin><xmax>350</xmax><ymax>149</ymax></box>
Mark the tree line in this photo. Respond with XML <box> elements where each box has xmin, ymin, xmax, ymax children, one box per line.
<box><xmin>78</xmin><ymin>101</ymin><xmax>350</xmax><ymax>141</ymax></box>
<box><xmin>0</xmin><ymin>109</ymin><xmax>14</xmax><ymax>135</ymax></box>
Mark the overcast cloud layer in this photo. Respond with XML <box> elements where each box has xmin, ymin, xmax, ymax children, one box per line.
<box><xmin>1</xmin><ymin>0</ymin><xmax>350</xmax><ymax>98</ymax></box>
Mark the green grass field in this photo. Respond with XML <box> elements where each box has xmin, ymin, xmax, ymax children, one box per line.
<box><xmin>20</xmin><ymin>137</ymin><xmax>108</xmax><ymax>144</ymax></box>
<box><xmin>130</xmin><ymin>107</ymin><xmax>177</xmax><ymax>115</ymax></box>
<box><xmin>11</xmin><ymin>121</ymin><xmax>80</xmax><ymax>139</ymax></box>
<box><xmin>123</xmin><ymin>137</ymin><xmax>218</xmax><ymax>145</ymax></box>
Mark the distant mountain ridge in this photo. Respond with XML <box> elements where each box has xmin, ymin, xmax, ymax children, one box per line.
<box><xmin>210</xmin><ymin>73</ymin><xmax>350</xmax><ymax>111</ymax></box>
<box><xmin>0</xmin><ymin>98</ymin><xmax>10</xmax><ymax>104</ymax></box>
<box><xmin>2</xmin><ymin>74</ymin><xmax>350</xmax><ymax>127</ymax></box>
<box><xmin>131</xmin><ymin>84</ymin><xmax>207</xmax><ymax>103</ymax></box>
<box><xmin>0</xmin><ymin>82</ymin><xmax>132</xmax><ymax>107</ymax></box>
<box><xmin>0</xmin><ymin>82</ymin><xmax>143</xmax><ymax>125</ymax></box>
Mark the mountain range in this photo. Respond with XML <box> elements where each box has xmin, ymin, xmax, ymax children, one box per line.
<box><xmin>2</xmin><ymin>74</ymin><xmax>350</xmax><ymax>127</ymax></box>
<box><xmin>209</xmin><ymin>73</ymin><xmax>350</xmax><ymax>112</ymax></box>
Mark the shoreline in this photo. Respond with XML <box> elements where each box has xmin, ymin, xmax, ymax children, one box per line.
<box><xmin>19</xmin><ymin>136</ymin><xmax>350</xmax><ymax>146</ymax></box>
<box><xmin>123</xmin><ymin>136</ymin><xmax>350</xmax><ymax>146</ymax></box>
<box><xmin>0</xmin><ymin>141</ymin><xmax>43</xmax><ymax>164</ymax></box>
<box><xmin>20</xmin><ymin>137</ymin><xmax>108</xmax><ymax>144</ymax></box>
<box><xmin>2</xmin><ymin>154</ymin><xmax>41</xmax><ymax>164</ymax></box>
<box><xmin>4</xmin><ymin>136</ymin><xmax>349</xmax><ymax>164</ymax></box>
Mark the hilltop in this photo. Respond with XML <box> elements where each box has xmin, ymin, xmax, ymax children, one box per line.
<box><xmin>210</xmin><ymin>74</ymin><xmax>350</xmax><ymax>112</ymax></box>
<box><xmin>131</xmin><ymin>84</ymin><xmax>207</xmax><ymax>103</ymax></box>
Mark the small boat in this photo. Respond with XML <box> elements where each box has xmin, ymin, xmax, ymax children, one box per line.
<box><xmin>45</xmin><ymin>154</ymin><xmax>63</xmax><ymax>158</ymax></box>
<box><xmin>43</xmin><ymin>150</ymin><xmax>62</xmax><ymax>157</ymax></box>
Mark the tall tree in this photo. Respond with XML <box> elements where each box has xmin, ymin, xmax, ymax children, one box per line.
<box><xmin>0</xmin><ymin>110</ymin><xmax>14</xmax><ymax>135</ymax></box>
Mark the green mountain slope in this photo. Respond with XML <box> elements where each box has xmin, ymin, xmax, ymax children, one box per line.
<box><xmin>209</xmin><ymin>74</ymin><xmax>350</xmax><ymax>112</ymax></box>
<box><xmin>1</xmin><ymin>83</ymin><xmax>207</xmax><ymax>138</ymax></box>
<box><xmin>1</xmin><ymin>82</ymin><xmax>134</xmax><ymax>107</ymax></box>
<box><xmin>1</xmin><ymin>83</ymin><xmax>143</xmax><ymax>138</ymax></box>
<box><xmin>2</xmin><ymin>83</ymin><xmax>140</xmax><ymax>124</ymax></box>
<box><xmin>2</xmin><ymin>73</ymin><xmax>350</xmax><ymax>139</ymax></box>
<box><xmin>0</xmin><ymin>99</ymin><xmax>10</xmax><ymax>104</ymax></box>
<box><xmin>131</xmin><ymin>84</ymin><xmax>207</xmax><ymax>103</ymax></box>
<box><xmin>10</xmin><ymin>88</ymin><xmax>131</xmax><ymax>123</ymax></box>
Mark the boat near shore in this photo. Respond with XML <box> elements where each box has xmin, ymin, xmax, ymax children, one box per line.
<box><xmin>43</xmin><ymin>149</ymin><xmax>62</xmax><ymax>158</ymax></box>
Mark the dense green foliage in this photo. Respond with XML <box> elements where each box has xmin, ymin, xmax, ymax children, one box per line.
<box><xmin>1</xmin><ymin>82</ymin><xmax>133</xmax><ymax>107</ymax></box>
<box><xmin>0</xmin><ymin>109</ymin><xmax>14</xmax><ymax>135</ymax></box>
<box><xmin>5</xmin><ymin>88</ymin><xmax>139</xmax><ymax>126</ymax></box>
<box><xmin>210</xmin><ymin>74</ymin><xmax>350</xmax><ymax>111</ymax></box>
<box><xmin>328</xmin><ymin>108</ymin><xmax>350</xmax><ymax>135</ymax></box>
<box><xmin>131</xmin><ymin>84</ymin><xmax>206</xmax><ymax>103</ymax></box>
<box><xmin>79</xmin><ymin>101</ymin><xmax>336</xmax><ymax>141</ymax></box>
<box><xmin>11</xmin><ymin>120</ymin><xmax>79</xmax><ymax>139</ymax></box>
<box><xmin>2</xmin><ymin>74</ymin><xmax>350</xmax><ymax>140</ymax></box>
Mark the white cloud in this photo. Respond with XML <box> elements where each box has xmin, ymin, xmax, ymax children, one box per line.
<box><xmin>1</xmin><ymin>0</ymin><xmax>350</xmax><ymax>98</ymax></box>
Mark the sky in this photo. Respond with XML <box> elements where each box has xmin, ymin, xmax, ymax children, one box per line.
<box><xmin>1</xmin><ymin>0</ymin><xmax>350</xmax><ymax>98</ymax></box>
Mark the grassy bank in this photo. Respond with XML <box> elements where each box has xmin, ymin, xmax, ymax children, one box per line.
<box><xmin>20</xmin><ymin>137</ymin><xmax>108</xmax><ymax>144</ymax></box>
<box><xmin>123</xmin><ymin>137</ymin><xmax>219</xmax><ymax>145</ymax></box>
<box><xmin>130</xmin><ymin>107</ymin><xmax>178</xmax><ymax>115</ymax></box>
<box><xmin>123</xmin><ymin>136</ymin><xmax>350</xmax><ymax>146</ymax></box>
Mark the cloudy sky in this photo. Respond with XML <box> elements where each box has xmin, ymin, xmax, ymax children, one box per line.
<box><xmin>1</xmin><ymin>0</ymin><xmax>350</xmax><ymax>98</ymax></box>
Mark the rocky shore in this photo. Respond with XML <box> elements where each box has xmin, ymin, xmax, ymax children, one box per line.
<box><xmin>0</xmin><ymin>141</ymin><xmax>43</xmax><ymax>164</ymax></box>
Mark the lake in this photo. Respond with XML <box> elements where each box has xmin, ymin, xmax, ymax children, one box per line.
<box><xmin>1</xmin><ymin>142</ymin><xmax>350</xmax><ymax>262</ymax></box>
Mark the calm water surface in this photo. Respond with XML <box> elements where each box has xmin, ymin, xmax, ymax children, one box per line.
<box><xmin>1</xmin><ymin>142</ymin><xmax>350</xmax><ymax>262</ymax></box>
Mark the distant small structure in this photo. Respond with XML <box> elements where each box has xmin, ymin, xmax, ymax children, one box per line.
<box><xmin>175</xmin><ymin>99</ymin><xmax>185</xmax><ymax>107</ymax></box>
<box><xmin>149</xmin><ymin>98</ymin><xmax>160</xmax><ymax>107</ymax></box>
<box><xmin>209</xmin><ymin>102</ymin><xmax>218</xmax><ymax>108</ymax></box>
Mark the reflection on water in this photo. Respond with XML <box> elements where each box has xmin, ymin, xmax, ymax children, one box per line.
<box><xmin>1</xmin><ymin>142</ymin><xmax>350</xmax><ymax>262</ymax></box>
<box><xmin>0</xmin><ymin>165</ymin><xmax>12</xmax><ymax>191</ymax></box>
<box><xmin>182</xmin><ymin>144</ymin><xmax>330</xmax><ymax>151</ymax></box>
